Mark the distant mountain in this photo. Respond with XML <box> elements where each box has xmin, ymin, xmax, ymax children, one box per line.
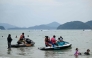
<box><xmin>46</xmin><ymin>22</ymin><xmax>60</xmax><ymax>28</ymax></box>
<box><xmin>0</xmin><ymin>26</ymin><xmax>5</xmax><ymax>30</ymax></box>
<box><xmin>57</xmin><ymin>21</ymin><xmax>91</xmax><ymax>29</ymax></box>
<box><xmin>8</xmin><ymin>27</ymin><xmax>28</xmax><ymax>30</ymax></box>
<box><xmin>85</xmin><ymin>20</ymin><xmax>92</xmax><ymax>28</ymax></box>
<box><xmin>28</xmin><ymin>22</ymin><xmax>60</xmax><ymax>29</ymax></box>
<box><xmin>0</xmin><ymin>23</ymin><xmax>17</xmax><ymax>29</ymax></box>
<box><xmin>28</xmin><ymin>25</ymin><xmax>54</xmax><ymax>29</ymax></box>
<box><xmin>8</xmin><ymin>22</ymin><xmax>60</xmax><ymax>30</ymax></box>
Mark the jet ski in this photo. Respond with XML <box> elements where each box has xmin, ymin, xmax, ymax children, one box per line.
<box><xmin>11</xmin><ymin>38</ymin><xmax>35</xmax><ymax>48</ymax></box>
<box><xmin>38</xmin><ymin>41</ymin><xmax>72</xmax><ymax>50</ymax></box>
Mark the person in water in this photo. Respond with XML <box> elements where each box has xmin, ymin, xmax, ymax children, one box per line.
<box><xmin>27</xmin><ymin>35</ymin><xmax>29</xmax><ymax>37</ymax></box>
<box><xmin>18</xmin><ymin>33</ymin><xmax>25</xmax><ymax>44</ymax></box>
<box><xmin>15</xmin><ymin>35</ymin><xmax>17</xmax><ymax>38</ymax></box>
<box><xmin>51</xmin><ymin>35</ymin><xmax>58</xmax><ymax>47</ymax></box>
<box><xmin>84</xmin><ymin>49</ymin><xmax>90</xmax><ymax>55</ymax></box>
<box><xmin>2</xmin><ymin>36</ymin><xmax>3</xmax><ymax>37</ymax></box>
<box><xmin>45</xmin><ymin>36</ymin><xmax>52</xmax><ymax>47</ymax></box>
<box><xmin>74</xmin><ymin>48</ymin><xmax>81</xmax><ymax>56</ymax></box>
<box><xmin>7</xmin><ymin>34</ymin><xmax>12</xmax><ymax>50</ymax></box>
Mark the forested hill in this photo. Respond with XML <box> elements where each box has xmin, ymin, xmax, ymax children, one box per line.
<box><xmin>57</xmin><ymin>21</ymin><xmax>92</xmax><ymax>29</ymax></box>
<box><xmin>0</xmin><ymin>26</ymin><xmax>5</xmax><ymax>30</ymax></box>
<box><xmin>85</xmin><ymin>20</ymin><xmax>92</xmax><ymax>28</ymax></box>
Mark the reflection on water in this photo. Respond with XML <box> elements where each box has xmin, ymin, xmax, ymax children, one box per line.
<box><xmin>44</xmin><ymin>48</ymin><xmax>72</xmax><ymax>58</ymax></box>
<box><xmin>18</xmin><ymin>48</ymin><xmax>25</xmax><ymax>52</ymax></box>
<box><xmin>45</xmin><ymin>51</ymin><xmax>55</xmax><ymax>58</ymax></box>
<box><xmin>15</xmin><ymin>47</ymin><xmax>34</xmax><ymax>56</ymax></box>
<box><xmin>16</xmin><ymin>48</ymin><xmax>26</xmax><ymax>56</ymax></box>
<box><xmin>44</xmin><ymin>51</ymin><xmax>66</xmax><ymax>58</ymax></box>
<box><xmin>7</xmin><ymin>49</ymin><xmax>12</xmax><ymax>54</ymax></box>
<box><xmin>74</xmin><ymin>55</ymin><xmax>79</xmax><ymax>58</ymax></box>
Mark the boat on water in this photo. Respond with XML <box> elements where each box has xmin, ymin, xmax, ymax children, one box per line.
<box><xmin>11</xmin><ymin>38</ymin><xmax>35</xmax><ymax>48</ymax></box>
<box><xmin>38</xmin><ymin>41</ymin><xmax>72</xmax><ymax>50</ymax></box>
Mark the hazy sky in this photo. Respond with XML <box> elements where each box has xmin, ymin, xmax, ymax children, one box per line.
<box><xmin>0</xmin><ymin>0</ymin><xmax>92</xmax><ymax>27</ymax></box>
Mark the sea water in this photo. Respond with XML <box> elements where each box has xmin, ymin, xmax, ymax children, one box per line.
<box><xmin>0</xmin><ymin>30</ymin><xmax>92</xmax><ymax>58</ymax></box>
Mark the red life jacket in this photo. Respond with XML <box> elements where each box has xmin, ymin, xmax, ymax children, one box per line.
<box><xmin>51</xmin><ymin>37</ymin><xmax>56</xmax><ymax>44</ymax></box>
<box><xmin>20</xmin><ymin>35</ymin><xmax>24</xmax><ymax>40</ymax></box>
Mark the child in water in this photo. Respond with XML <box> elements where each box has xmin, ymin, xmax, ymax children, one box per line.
<box><xmin>84</xmin><ymin>49</ymin><xmax>90</xmax><ymax>55</ymax></box>
<box><xmin>74</xmin><ymin>48</ymin><xmax>81</xmax><ymax>56</ymax></box>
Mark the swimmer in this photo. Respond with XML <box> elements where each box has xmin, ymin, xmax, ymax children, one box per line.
<box><xmin>84</xmin><ymin>49</ymin><xmax>90</xmax><ymax>55</ymax></box>
<box><xmin>27</xmin><ymin>35</ymin><xmax>29</xmax><ymax>37</ymax></box>
<box><xmin>74</xmin><ymin>48</ymin><xmax>81</xmax><ymax>56</ymax></box>
<box><xmin>15</xmin><ymin>36</ymin><xmax>17</xmax><ymax>38</ymax></box>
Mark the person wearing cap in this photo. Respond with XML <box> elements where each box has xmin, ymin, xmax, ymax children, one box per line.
<box><xmin>51</xmin><ymin>35</ymin><xmax>58</xmax><ymax>47</ymax></box>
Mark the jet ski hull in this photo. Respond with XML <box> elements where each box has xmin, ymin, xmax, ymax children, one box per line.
<box><xmin>38</xmin><ymin>43</ymin><xmax>72</xmax><ymax>50</ymax></box>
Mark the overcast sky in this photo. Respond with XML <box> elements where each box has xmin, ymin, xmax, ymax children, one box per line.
<box><xmin>0</xmin><ymin>0</ymin><xmax>92</xmax><ymax>27</ymax></box>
